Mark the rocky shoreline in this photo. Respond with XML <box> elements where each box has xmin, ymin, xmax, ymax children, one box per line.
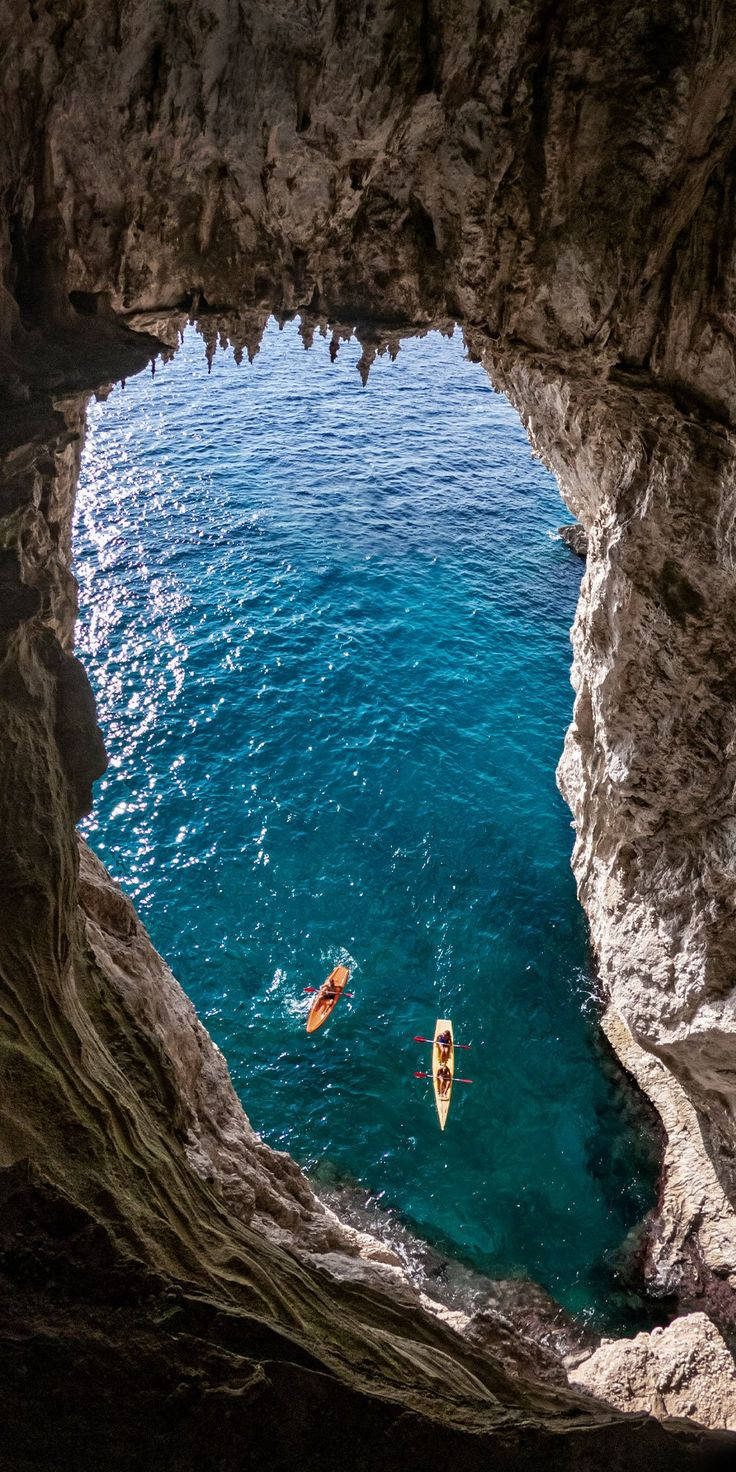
<box><xmin>70</xmin><ymin>833</ymin><xmax>736</xmax><ymax>1431</ymax></box>
<box><xmin>69</xmin><ymin>835</ymin><xmax>736</xmax><ymax>1434</ymax></box>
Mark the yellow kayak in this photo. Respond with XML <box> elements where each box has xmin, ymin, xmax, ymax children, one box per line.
<box><xmin>432</xmin><ymin>1017</ymin><xmax>454</xmax><ymax>1130</ymax></box>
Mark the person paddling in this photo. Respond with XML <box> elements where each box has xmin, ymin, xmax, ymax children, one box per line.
<box><xmin>436</xmin><ymin>1028</ymin><xmax>452</xmax><ymax>1062</ymax></box>
<box><xmin>436</xmin><ymin>1062</ymin><xmax>452</xmax><ymax>1098</ymax></box>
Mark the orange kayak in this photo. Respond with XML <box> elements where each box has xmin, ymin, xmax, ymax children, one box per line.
<box><xmin>306</xmin><ymin>965</ymin><xmax>350</xmax><ymax>1033</ymax></box>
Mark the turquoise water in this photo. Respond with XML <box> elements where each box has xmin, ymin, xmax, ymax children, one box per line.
<box><xmin>75</xmin><ymin>321</ymin><xmax>656</xmax><ymax>1325</ymax></box>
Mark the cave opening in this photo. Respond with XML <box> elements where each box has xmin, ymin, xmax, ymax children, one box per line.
<box><xmin>72</xmin><ymin>317</ymin><xmax>658</xmax><ymax>1330</ymax></box>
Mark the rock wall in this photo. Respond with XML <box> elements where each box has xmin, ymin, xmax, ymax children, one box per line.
<box><xmin>4</xmin><ymin>0</ymin><xmax>736</xmax><ymax>1461</ymax></box>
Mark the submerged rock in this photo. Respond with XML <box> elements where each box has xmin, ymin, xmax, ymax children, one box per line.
<box><xmin>557</xmin><ymin>523</ymin><xmax>588</xmax><ymax>559</ymax></box>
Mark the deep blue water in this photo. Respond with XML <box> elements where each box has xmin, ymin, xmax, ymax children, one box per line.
<box><xmin>75</xmin><ymin>321</ymin><xmax>656</xmax><ymax>1325</ymax></box>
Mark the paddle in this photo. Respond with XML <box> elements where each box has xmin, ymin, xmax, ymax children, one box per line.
<box><xmin>413</xmin><ymin>1035</ymin><xmax>471</xmax><ymax>1049</ymax></box>
<box><xmin>414</xmin><ymin>1071</ymin><xmax>473</xmax><ymax>1084</ymax></box>
<box><xmin>304</xmin><ymin>986</ymin><xmax>355</xmax><ymax>997</ymax></box>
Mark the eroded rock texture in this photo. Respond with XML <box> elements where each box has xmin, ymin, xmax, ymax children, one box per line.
<box><xmin>570</xmin><ymin>1312</ymin><xmax>736</xmax><ymax>1431</ymax></box>
<box><xmin>3</xmin><ymin>0</ymin><xmax>736</xmax><ymax>1462</ymax></box>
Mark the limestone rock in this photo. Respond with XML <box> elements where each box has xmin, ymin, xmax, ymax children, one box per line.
<box><xmin>557</xmin><ymin>523</ymin><xmax>588</xmax><ymax>559</ymax></box>
<box><xmin>570</xmin><ymin>1312</ymin><xmax>736</xmax><ymax>1431</ymax></box>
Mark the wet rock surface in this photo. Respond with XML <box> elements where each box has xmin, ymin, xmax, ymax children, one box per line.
<box><xmin>3</xmin><ymin>0</ymin><xmax>736</xmax><ymax>1461</ymax></box>
<box><xmin>558</xmin><ymin>523</ymin><xmax>588</xmax><ymax>559</ymax></box>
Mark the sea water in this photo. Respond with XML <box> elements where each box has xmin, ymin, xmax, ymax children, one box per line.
<box><xmin>75</xmin><ymin>321</ymin><xmax>656</xmax><ymax>1327</ymax></box>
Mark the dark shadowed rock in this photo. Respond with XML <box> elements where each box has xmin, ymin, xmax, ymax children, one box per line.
<box><xmin>558</xmin><ymin>523</ymin><xmax>588</xmax><ymax>559</ymax></box>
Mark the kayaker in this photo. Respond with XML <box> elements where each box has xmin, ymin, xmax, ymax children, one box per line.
<box><xmin>437</xmin><ymin>1063</ymin><xmax>451</xmax><ymax>1098</ymax></box>
<box><xmin>436</xmin><ymin>1029</ymin><xmax>452</xmax><ymax>1061</ymax></box>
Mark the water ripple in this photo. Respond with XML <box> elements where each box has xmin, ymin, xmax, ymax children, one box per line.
<box><xmin>75</xmin><ymin>321</ymin><xmax>658</xmax><ymax>1329</ymax></box>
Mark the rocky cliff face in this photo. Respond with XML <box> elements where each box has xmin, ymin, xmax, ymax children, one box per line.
<box><xmin>3</xmin><ymin>1</ymin><xmax>736</xmax><ymax>1464</ymax></box>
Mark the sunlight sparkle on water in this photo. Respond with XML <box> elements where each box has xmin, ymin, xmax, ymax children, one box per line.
<box><xmin>75</xmin><ymin>320</ymin><xmax>658</xmax><ymax>1328</ymax></box>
